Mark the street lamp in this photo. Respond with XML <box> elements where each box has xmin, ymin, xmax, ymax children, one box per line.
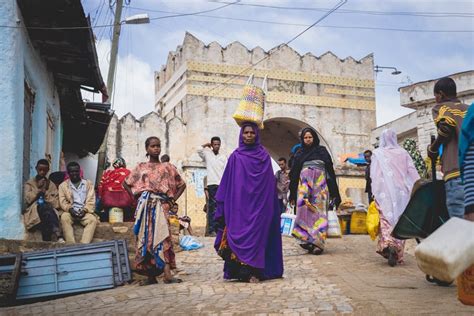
<box><xmin>374</xmin><ymin>65</ymin><xmax>402</xmax><ymax>75</ymax></box>
<box><xmin>96</xmin><ymin>10</ymin><xmax>150</xmax><ymax>187</ymax></box>
<box><xmin>122</xmin><ymin>13</ymin><xmax>150</xmax><ymax>25</ymax></box>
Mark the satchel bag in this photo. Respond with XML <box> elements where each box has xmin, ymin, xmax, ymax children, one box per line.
<box><xmin>232</xmin><ymin>74</ymin><xmax>267</xmax><ymax>129</ymax></box>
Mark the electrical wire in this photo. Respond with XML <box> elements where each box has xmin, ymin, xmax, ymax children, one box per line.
<box><xmin>0</xmin><ymin>1</ymin><xmax>240</xmax><ymax>30</ymax></box>
<box><xmin>178</xmin><ymin>0</ymin><xmax>348</xmax><ymax>114</ymax></box>
<box><xmin>208</xmin><ymin>0</ymin><xmax>474</xmax><ymax>18</ymax></box>
<box><xmin>134</xmin><ymin>7</ymin><xmax>474</xmax><ymax>33</ymax></box>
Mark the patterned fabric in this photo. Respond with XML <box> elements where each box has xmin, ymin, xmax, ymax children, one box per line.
<box><xmin>125</xmin><ymin>162</ymin><xmax>185</xmax><ymax>197</ymax></box>
<box><xmin>371</xmin><ymin>129</ymin><xmax>420</xmax><ymax>226</ymax></box>
<box><xmin>376</xmin><ymin>207</ymin><xmax>405</xmax><ymax>263</ymax></box>
<box><xmin>98</xmin><ymin>167</ymin><xmax>131</xmax><ymax>198</ymax></box>
<box><xmin>432</xmin><ymin>101</ymin><xmax>469</xmax><ymax>181</ymax></box>
<box><xmin>134</xmin><ymin>192</ymin><xmax>175</xmax><ymax>276</ymax></box>
<box><xmin>403</xmin><ymin>138</ymin><xmax>428</xmax><ymax>178</ymax></box>
<box><xmin>217</xmin><ymin>227</ymin><xmax>259</xmax><ymax>281</ymax></box>
<box><xmin>291</xmin><ymin>160</ymin><xmax>329</xmax><ymax>251</ymax></box>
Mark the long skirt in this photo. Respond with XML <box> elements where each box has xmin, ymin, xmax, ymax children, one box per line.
<box><xmin>134</xmin><ymin>194</ymin><xmax>176</xmax><ymax>276</ymax></box>
<box><xmin>292</xmin><ymin>162</ymin><xmax>329</xmax><ymax>251</ymax></box>
<box><xmin>217</xmin><ymin>227</ymin><xmax>262</xmax><ymax>281</ymax></box>
<box><xmin>376</xmin><ymin>209</ymin><xmax>405</xmax><ymax>263</ymax></box>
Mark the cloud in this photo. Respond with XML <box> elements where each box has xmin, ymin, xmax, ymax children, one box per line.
<box><xmin>82</xmin><ymin>39</ymin><xmax>155</xmax><ymax>119</ymax></box>
<box><xmin>82</xmin><ymin>0</ymin><xmax>473</xmax><ymax>127</ymax></box>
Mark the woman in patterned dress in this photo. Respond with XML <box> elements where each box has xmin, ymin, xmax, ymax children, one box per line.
<box><xmin>289</xmin><ymin>127</ymin><xmax>341</xmax><ymax>254</ymax></box>
<box><xmin>371</xmin><ymin>129</ymin><xmax>420</xmax><ymax>266</ymax></box>
<box><xmin>124</xmin><ymin>136</ymin><xmax>186</xmax><ymax>285</ymax></box>
<box><xmin>402</xmin><ymin>138</ymin><xmax>428</xmax><ymax>179</ymax></box>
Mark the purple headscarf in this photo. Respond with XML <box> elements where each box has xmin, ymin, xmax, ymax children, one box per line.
<box><xmin>214</xmin><ymin>122</ymin><xmax>283</xmax><ymax>279</ymax></box>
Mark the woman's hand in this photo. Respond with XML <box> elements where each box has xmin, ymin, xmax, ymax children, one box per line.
<box><xmin>304</xmin><ymin>199</ymin><xmax>318</xmax><ymax>213</ymax></box>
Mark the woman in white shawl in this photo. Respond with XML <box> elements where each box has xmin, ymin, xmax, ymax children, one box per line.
<box><xmin>371</xmin><ymin>129</ymin><xmax>420</xmax><ymax>266</ymax></box>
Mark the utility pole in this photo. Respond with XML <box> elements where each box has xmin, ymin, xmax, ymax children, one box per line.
<box><xmin>106</xmin><ymin>0</ymin><xmax>124</xmax><ymax>99</ymax></box>
<box><xmin>95</xmin><ymin>0</ymin><xmax>124</xmax><ymax>186</ymax></box>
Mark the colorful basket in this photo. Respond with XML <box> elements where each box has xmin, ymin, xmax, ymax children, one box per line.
<box><xmin>232</xmin><ymin>74</ymin><xmax>267</xmax><ymax>129</ymax></box>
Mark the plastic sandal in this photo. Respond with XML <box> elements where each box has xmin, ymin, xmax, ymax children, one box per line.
<box><xmin>164</xmin><ymin>278</ymin><xmax>183</xmax><ymax>284</ymax></box>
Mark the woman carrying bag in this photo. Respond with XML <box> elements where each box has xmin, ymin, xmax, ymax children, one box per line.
<box><xmin>289</xmin><ymin>127</ymin><xmax>341</xmax><ymax>254</ymax></box>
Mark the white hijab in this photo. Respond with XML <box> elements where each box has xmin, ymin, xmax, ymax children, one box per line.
<box><xmin>371</xmin><ymin>129</ymin><xmax>420</xmax><ymax>226</ymax></box>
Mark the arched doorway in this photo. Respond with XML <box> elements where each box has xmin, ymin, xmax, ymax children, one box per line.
<box><xmin>260</xmin><ymin>117</ymin><xmax>332</xmax><ymax>161</ymax></box>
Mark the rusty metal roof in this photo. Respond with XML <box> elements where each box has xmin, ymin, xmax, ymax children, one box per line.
<box><xmin>17</xmin><ymin>0</ymin><xmax>112</xmax><ymax>155</ymax></box>
<box><xmin>17</xmin><ymin>0</ymin><xmax>104</xmax><ymax>91</ymax></box>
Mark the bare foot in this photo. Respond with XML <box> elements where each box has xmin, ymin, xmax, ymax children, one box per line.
<box><xmin>249</xmin><ymin>276</ymin><xmax>260</xmax><ymax>283</ymax></box>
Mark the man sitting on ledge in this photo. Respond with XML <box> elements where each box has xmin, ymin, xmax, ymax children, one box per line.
<box><xmin>23</xmin><ymin>159</ymin><xmax>61</xmax><ymax>242</ymax></box>
<box><xmin>58</xmin><ymin>162</ymin><xmax>97</xmax><ymax>243</ymax></box>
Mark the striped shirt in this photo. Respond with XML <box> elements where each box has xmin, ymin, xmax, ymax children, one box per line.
<box><xmin>463</xmin><ymin>143</ymin><xmax>474</xmax><ymax>208</ymax></box>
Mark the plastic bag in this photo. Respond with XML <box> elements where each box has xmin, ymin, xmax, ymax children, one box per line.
<box><xmin>280</xmin><ymin>213</ymin><xmax>296</xmax><ymax>236</ymax></box>
<box><xmin>366</xmin><ymin>201</ymin><xmax>379</xmax><ymax>241</ymax></box>
<box><xmin>327</xmin><ymin>209</ymin><xmax>342</xmax><ymax>238</ymax></box>
<box><xmin>179</xmin><ymin>235</ymin><xmax>204</xmax><ymax>251</ymax></box>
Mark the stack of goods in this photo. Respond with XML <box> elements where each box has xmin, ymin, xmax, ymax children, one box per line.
<box><xmin>337</xmin><ymin>199</ymin><xmax>354</xmax><ymax>235</ymax></box>
<box><xmin>349</xmin><ymin>204</ymin><xmax>368</xmax><ymax>234</ymax></box>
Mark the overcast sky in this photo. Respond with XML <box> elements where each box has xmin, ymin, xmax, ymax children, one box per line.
<box><xmin>82</xmin><ymin>0</ymin><xmax>474</xmax><ymax>126</ymax></box>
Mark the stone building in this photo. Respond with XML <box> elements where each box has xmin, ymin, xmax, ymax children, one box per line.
<box><xmin>107</xmin><ymin>33</ymin><xmax>377</xmax><ymax>227</ymax></box>
<box><xmin>372</xmin><ymin>70</ymin><xmax>474</xmax><ymax>154</ymax></box>
<box><xmin>0</xmin><ymin>0</ymin><xmax>108</xmax><ymax>239</ymax></box>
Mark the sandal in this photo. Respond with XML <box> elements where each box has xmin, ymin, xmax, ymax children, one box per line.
<box><xmin>164</xmin><ymin>277</ymin><xmax>183</xmax><ymax>284</ymax></box>
<box><xmin>248</xmin><ymin>276</ymin><xmax>260</xmax><ymax>283</ymax></box>
<box><xmin>312</xmin><ymin>247</ymin><xmax>324</xmax><ymax>255</ymax></box>
<box><xmin>425</xmin><ymin>275</ymin><xmax>453</xmax><ymax>287</ymax></box>
<box><xmin>388</xmin><ymin>247</ymin><xmax>397</xmax><ymax>267</ymax></box>
<box><xmin>139</xmin><ymin>278</ymin><xmax>158</xmax><ymax>286</ymax></box>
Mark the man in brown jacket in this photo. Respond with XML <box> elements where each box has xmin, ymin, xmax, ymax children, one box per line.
<box><xmin>23</xmin><ymin>159</ymin><xmax>60</xmax><ymax>241</ymax></box>
<box><xmin>428</xmin><ymin>77</ymin><xmax>468</xmax><ymax>218</ymax></box>
<box><xmin>58</xmin><ymin>162</ymin><xmax>97</xmax><ymax>243</ymax></box>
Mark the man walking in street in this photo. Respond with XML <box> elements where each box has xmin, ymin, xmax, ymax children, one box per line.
<box><xmin>364</xmin><ymin>150</ymin><xmax>373</xmax><ymax>203</ymax></box>
<box><xmin>428</xmin><ymin>77</ymin><xmax>468</xmax><ymax>218</ymax></box>
<box><xmin>275</xmin><ymin>157</ymin><xmax>290</xmax><ymax>213</ymax></box>
<box><xmin>58</xmin><ymin>162</ymin><xmax>97</xmax><ymax>243</ymax></box>
<box><xmin>198</xmin><ymin>137</ymin><xmax>227</xmax><ymax>236</ymax></box>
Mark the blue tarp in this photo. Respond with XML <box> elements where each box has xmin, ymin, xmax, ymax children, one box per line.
<box><xmin>346</xmin><ymin>153</ymin><xmax>368</xmax><ymax>166</ymax></box>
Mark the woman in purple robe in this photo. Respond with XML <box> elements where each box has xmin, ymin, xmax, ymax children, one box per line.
<box><xmin>214</xmin><ymin>122</ymin><xmax>284</xmax><ymax>283</ymax></box>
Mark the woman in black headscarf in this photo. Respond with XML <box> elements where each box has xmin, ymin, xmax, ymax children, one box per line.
<box><xmin>289</xmin><ymin>127</ymin><xmax>341</xmax><ymax>254</ymax></box>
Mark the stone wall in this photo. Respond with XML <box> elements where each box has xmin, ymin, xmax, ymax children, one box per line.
<box><xmin>108</xmin><ymin>33</ymin><xmax>377</xmax><ymax>225</ymax></box>
<box><xmin>399</xmin><ymin>70</ymin><xmax>474</xmax><ymax>156</ymax></box>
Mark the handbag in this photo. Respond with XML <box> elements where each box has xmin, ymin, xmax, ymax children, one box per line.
<box><xmin>232</xmin><ymin>74</ymin><xmax>267</xmax><ymax>129</ymax></box>
<box><xmin>102</xmin><ymin>190</ymin><xmax>134</xmax><ymax>209</ymax></box>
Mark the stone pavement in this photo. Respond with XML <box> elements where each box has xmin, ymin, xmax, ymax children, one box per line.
<box><xmin>1</xmin><ymin>236</ymin><xmax>472</xmax><ymax>315</ymax></box>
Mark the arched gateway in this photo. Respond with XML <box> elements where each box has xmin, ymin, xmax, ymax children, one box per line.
<box><xmin>260</xmin><ymin>117</ymin><xmax>333</xmax><ymax>161</ymax></box>
<box><xmin>107</xmin><ymin>33</ymin><xmax>375</xmax><ymax>229</ymax></box>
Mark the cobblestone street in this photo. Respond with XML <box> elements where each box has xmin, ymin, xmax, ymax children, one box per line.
<box><xmin>1</xmin><ymin>235</ymin><xmax>472</xmax><ymax>315</ymax></box>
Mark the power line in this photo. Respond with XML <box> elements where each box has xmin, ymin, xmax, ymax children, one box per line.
<box><xmin>209</xmin><ymin>0</ymin><xmax>474</xmax><ymax>18</ymax></box>
<box><xmin>179</xmin><ymin>0</ymin><xmax>348</xmax><ymax>114</ymax></box>
<box><xmin>148</xmin><ymin>0</ymin><xmax>238</xmax><ymax>21</ymax></box>
<box><xmin>0</xmin><ymin>1</ymin><xmax>240</xmax><ymax>30</ymax></box>
<box><xmin>133</xmin><ymin>7</ymin><xmax>474</xmax><ymax>33</ymax></box>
